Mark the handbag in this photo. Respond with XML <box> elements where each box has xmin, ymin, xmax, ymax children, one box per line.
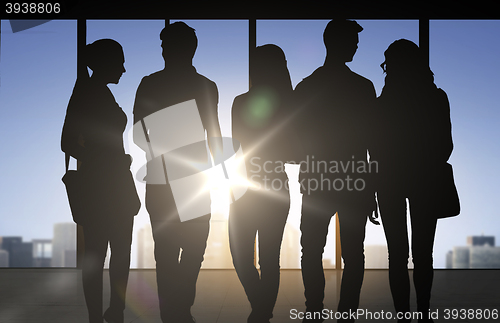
<box><xmin>62</xmin><ymin>153</ymin><xmax>86</xmax><ymax>224</ymax></box>
<box><xmin>62</xmin><ymin>154</ymin><xmax>141</xmax><ymax>225</ymax></box>
<box><xmin>427</xmin><ymin>162</ymin><xmax>460</xmax><ymax>219</ymax></box>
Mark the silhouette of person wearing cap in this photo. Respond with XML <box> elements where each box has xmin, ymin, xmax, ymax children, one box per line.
<box><xmin>372</xmin><ymin>39</ymin><xmax>455</xmax><ymax>323</ymax></box>
<box><xmin>291</xmin><ymin>19</ymin><xmax>377</xmax><ymax>322</ymax></box>
<box><xmin>132</xmin><ymin>22</ymin><xmax>222</xmax><ymax>323</ymax></box>
<box><xmin>230</xmin><ymin>44</ymin><xmax>295</xmax><ymax>323</ymax></box>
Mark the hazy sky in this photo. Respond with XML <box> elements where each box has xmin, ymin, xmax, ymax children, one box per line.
<box><xmin>0</xmin><ymin>19</ymin><xmax>498</xmax><ymax>268</ymax></box>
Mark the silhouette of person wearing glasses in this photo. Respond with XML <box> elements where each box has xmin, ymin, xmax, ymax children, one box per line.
<box><xmin>230</xmin><ymin>44</ymin><xmax>294</xmax><ymax>323</ymax></box>
<box><xmin>132</xmin><ymin>22</ymin><xmax>222</xmax><ymax>323</ymax></box>
<box><xmin>292</xmin><ymin>19</ymin><xmax>377</xmax><ymax>322</ymax></box>
<box><xmin>372</xmin><ymin>39</ymin><xmax>454</xmax><ymax>323</ymax></box>
<box><xmin>61</xmin><ymin>39</ymin><xmax>140</xmax><ymax>323</ymax></box>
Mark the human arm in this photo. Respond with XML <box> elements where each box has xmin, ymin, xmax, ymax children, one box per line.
<box><xmin>204</xmin><ymin>82</ymin><xmax>223</xmax><ymax>165</ymax></box>
<box><xmin>435</xmin><ymin>88</ymin><xmax>454</xmax><ymax>162</ymax></box>
<box><xmin>132</xmin><ymin>77</ymin><xmax>153</xmax><ymax>157</ymax></box>
<box><xmin>364</xmin><ymin>81</ymin><xmax>380</xmax><ymax>225</ymax></box>
<box><xmin>61</xmin><ymin>85</ymin><xmax>88</xmax><ymax>161</ymax></box>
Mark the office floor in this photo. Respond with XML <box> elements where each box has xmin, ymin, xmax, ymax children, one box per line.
<box><xmin>0</xmin><ymin>269</ymin><xmax>499</xmax><ymax>322</ymax></box>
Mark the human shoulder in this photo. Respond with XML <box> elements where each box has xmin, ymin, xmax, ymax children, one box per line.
<box><xmin>350</xmin><ymin>70</ymin><xmax>374</xmax><ymax>85</ymax></box>
<box><xmin>297</xmin><ymin>66</ymin><xmax>324</xmax><ymax>87</ymax></box>
<box><xmin>194</xmin><ymin>72</ymin><xmax>218</xmax><ymax>93</ymax></box>
<box><xmin>348</xmin><ymin>69</ymin><xmax>376</xmax><ymax>94</ymax></box>
<box><xmin>435</xmin><ymin>87</ymin><xmax>449</xmax><ymax>102</ymax></box>
<box><xmin>232</xmin><ymin>92</ymin><xmax>249</xmax><ymax>108</ymax></box>
<box><xmin>138</xmin><ymin>70</ymin><xmax>165</xmax><ymax>86</ymax></box>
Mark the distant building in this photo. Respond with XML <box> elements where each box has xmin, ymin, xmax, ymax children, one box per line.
<box><xmin>203</xmin><ymin>212</ymin><xmax>232</xmax><ymax>269</ymax></box>
<box><xmin>467</xmin><ymin>235</ymin><xmax>495</xmax><ymax>247</ymax></box>
<box><xmin>446</xmin><ymin>235</ymin><xmax>500</xmax><ymax>269</ymax></box>
<box><xmin>451</xmin><ymin>247</ymin><xmax>470</xmax><ymax>269</ymax></box>
<box><xmin>0</xmin><ymin>249</ymin><xmax>9</xmax><ymax>267</ymax></box>
<box><xmin>365</xmin><ymin>245</ymin><xmax>388</xmax><ymax>268</ymax></box>
<box><xmin>280</xmin><ymin>223</ymin><xmax>300</xmax><ymax>269</ymax></box>
<box><xmin>11</xmin><ymin>241</ymin><xmax>33</xmax><ymax>267</ymax></box>
<box><xmin>52</xmin><ymin>223</ymin><xmax>76</xmax><ymax>267</ymax></box>
<box><xmin>32</xmin><ymin>239</ymin><xmax>52</xmax><ymax>267</ymax></box>
<box><xmin>0</xmin><ymin>236</ymin><xmax>21</xmax><ymax>266</ymax></box>
<box><xmin>363</xmin><ymin>244</ymin><xmax>414</xmax><ymax>269</ymax></box>
<box><xmin>0</xmin><ymin>236</ymin><xmax>33</xmax><ymax>267</ymax></box>
<box><xmin>470</xmin><ymin>246</ymin><xmax>500</xmax><ymax>268</ymax></box>
<box><xmin>137</xmin><ymin>224</ymin><xmax>155</xmax><ymax>269</ymax></box>
<box><xmin>446</xmin><ymin>250</ymin><xmax>453</xmax><ymax>269</ymax></box>
<box><xmin>322</xmin><ymin>258</ymin><xmax>334</xmax><ymax>269</ymax></box>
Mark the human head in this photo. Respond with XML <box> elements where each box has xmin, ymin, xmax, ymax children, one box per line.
<box><xmin>323</xmin><ymin>19</ymin><xmax>363</xmax><ymax>63</ymax></box>
<box><xmin>85</xmin><ymin>39</ymin><xmax>125</xmax><ymax>84</ymax></box>
<box><xmin>250</xmin><ymin>44</ymin><xmax>292</xmax><ymax>92</ymax></box>
<box><xmin>381</xmin><ymin>39</ymin><xmax>434</xmax><ymax>82</ymax></box>
<box><xmin>160</xmin><ymin>22</ymin><xmax>197</xmax><ymax>64</ymax></box>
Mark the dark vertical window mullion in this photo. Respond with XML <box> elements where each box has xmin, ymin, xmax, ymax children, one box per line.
<box><xmin>419</xmin><ymin>18</ymin><xmax>430</xmax><ymax>67</ymax></box>
<box><xmin>76</xmin><ymin>19</ymin><xmax>87</xmax><ymax>269</ymax></box>
<box><xmin>249</xmin><ymin>18</ymin><xmax>256</xmax><ymax>266</ymax></box>
<box><xmin>249</xmin><ymin>18</ymin><xmax>256</xmax><ymax>88</ymax></box>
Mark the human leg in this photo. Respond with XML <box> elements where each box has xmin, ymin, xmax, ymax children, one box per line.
<box><xmin>336</xmin><ymin>205</ymin><xmax>368</xmax><ymax>322</ymax></box>
<box><xmin>177</xmin><ymin>215</ymin><xmax>211</xmax><ymax>321</ymax></box>
<box><xmin>378</xmin><ymin>190</ymin><xmax>411</xmax><ymax>320</ymax></box>
<box><xmin>300</xmin><ymin>208</ymin><xmax>332</xmax><ymax>315</ymax></box>
<box><xmin>254</xmin><ymin>197</ymin><xmax>289</xmax><ymax>322</ymax></box>
<box><xmin>146</xmin><ymin>184</ymin><xmax>183</xmax><ymax>323</ymax></box>
<box><xmin>82</xmin><ymin>224</ymin><xmax>109</xmax><ymax>323</ymax></box>
<box><xmin>409</xmin><ymin>199</ymin><xmax>438</xmax><ymax>321</ymax></box>
<box><xmin>228</xmin><ymin>196</ymin><xmax>261</xmax><ymax>321</ymax></box>
<box><xmin>104</xmin><ymin>216</ymin><xmax>134</xmax><ymax>323</ymax></box>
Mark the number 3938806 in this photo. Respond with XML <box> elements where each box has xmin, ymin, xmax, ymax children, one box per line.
<box><xmin>6</xmin><ymin>3</ymin><xmax>60</xmax><ymax>14</ymax></box>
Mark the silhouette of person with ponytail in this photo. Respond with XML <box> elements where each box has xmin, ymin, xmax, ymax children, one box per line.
<box><xmin>61</xmin><ymin>39</ymin><xmax>140</xmax><ymax>323</ymax></box>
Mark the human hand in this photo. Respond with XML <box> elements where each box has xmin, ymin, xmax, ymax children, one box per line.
<box><xmin>368</xmin><ymin>196</ymin><xmax>380</xmax><ymax>225</ymax></box>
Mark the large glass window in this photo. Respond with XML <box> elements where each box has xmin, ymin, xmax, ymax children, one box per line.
<box><xmin>3</xmin><ymin>18</ymin><xmax>496</xmax><ymax>271</ymax></box>
<box><xmin>0</xmin><ymin>20</ymin><xmax>77</xmax><ymax>267</ymax></box>
<box><xmin>430</xmin><ymin>20</ymin><xmax>500</xmax><ymax>268</ymax></box>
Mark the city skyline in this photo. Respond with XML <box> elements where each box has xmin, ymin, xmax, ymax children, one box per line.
<box><xmin>0</xmin><ymin>222</ymin><xmax>76</xmax><ymax>267</ymax></box>
<box><xmin>446</xmin><ymin>235</ymin><xmax>500</xmax><ymax>269</ymax></box>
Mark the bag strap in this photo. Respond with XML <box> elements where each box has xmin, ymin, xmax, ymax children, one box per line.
<box><xmin>65</xmin><ymin>153</ymin><xmax>70</xmax><ymax>172</ymax></box>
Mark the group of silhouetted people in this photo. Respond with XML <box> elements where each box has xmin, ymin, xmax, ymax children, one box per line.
<box><xmin>62</xmin><ymin>19</ymin><xmax>455</xmax><ymax>323</ymax></box>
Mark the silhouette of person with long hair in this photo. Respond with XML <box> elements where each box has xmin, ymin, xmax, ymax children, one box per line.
<box><xmin>61</xmin><ymin>39</ymin><xmax>140</xmax><ymax>323</ymax></box>
<box><xmin>230</xmin><ymin>44</ymin><xmax>294</xmax><ymax>323</ymax></box>
<box><xmin>373</xmin><ymin>39</ymin><xmax>454</xmax><ymax>323</ymax></box>
<box><xmin>132</xmin><ymin>22</ymin><xmax>222</xmax><ymax>323</ymax></box>
<box><xmin>292</xmin><ymin>19</ymin><xmax>377</xmax><ymax>322</ymax></box>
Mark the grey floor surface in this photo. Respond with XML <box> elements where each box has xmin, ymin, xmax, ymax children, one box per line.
<box><xmin>0</xmin><ymin>269</ymin><xmax>499</xmax><ymax>322</ymax></box>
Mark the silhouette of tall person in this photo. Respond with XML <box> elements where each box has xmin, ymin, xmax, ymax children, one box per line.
<box><xmin>373</xmin><ymin>39</ymin><xmax>454</xmax><ymax>323</ymax></box>
<box><xmin>292</xmin><ymin>19</ymin><xmax>377</xmax><ymax>322</ymax></box>
<box><xmin>132</xmin><ymin>22</ymin><xmax>222</xmax><ymax>323</ymax></box>
<box><xmin>61</xmin><ymin>39</ymin><xmax>140</xmax><ymax>323</ymax></box>
<box><xmin>230</xmin><ymin>44</ymin><xmax>294</xmax><ymax>323</ymax></box>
